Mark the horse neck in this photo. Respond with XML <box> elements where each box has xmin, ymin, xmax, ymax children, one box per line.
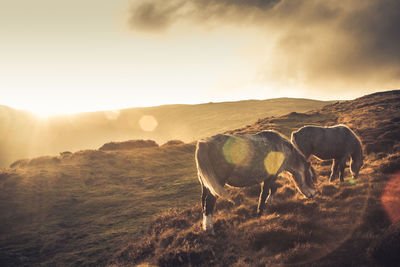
<box><xmin>285</xmin><ymin>149</ymin><xmax>306</xmax><ymax>178</ymax></box>
<box><xmin>352</xmin><ymin>143</ymin><xmax>363</xmax><ymax>162</ymax></box>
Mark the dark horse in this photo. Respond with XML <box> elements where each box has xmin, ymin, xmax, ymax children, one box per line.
<box><xmin>291</xmin><ymin>125</ymin><xmax>363</xmax><ymax>182</ymax></box>
<box><xmin>195</xmin><ymin>130</ymin><xmax>317</xmax><ymax>232</ymax></box>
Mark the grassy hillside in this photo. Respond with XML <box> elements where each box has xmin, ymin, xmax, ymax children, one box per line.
<box><xmin>113</xmin><ymin>90</ymin><xmax>400</xmax><ymax>266</ymax></box>
<box><xmin>0</xmin><ymin>91</ymin><xmax>399</xmax><ymax>266</ymax></box>
<box><xmin>0</xmin><ymin>98</ymin><xmax>331</xmax><ymax>167</ymax></box>
<box><xmin>0</xmin><ymin>141</ymin><xmax>199</xmax><ymax>266</ymax></box>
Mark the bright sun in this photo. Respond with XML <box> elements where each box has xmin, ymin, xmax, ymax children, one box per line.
<box><xmin>22</xmin><ymin>104</ymin><xmax>87</xmax><ymax>118</ymax></box>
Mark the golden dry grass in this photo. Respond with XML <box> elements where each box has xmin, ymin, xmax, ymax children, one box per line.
<box><xmin>113</xmin><ymin>90</ymin><xmax>400</xmax><ymax>266</ymax></box>
<box><xmin>0</xmin><ymin>90</ymin><xmax>399</xmax><ymax>266</ymax></box>
<box><xmin>0</xmin><ymin>142</ymin><xmax>199</xmax><ymax>266</ymax></box>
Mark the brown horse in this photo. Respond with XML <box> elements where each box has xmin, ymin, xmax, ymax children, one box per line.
<box><xmin>291</xmin><ymin>124</ymin><xmax>363</xmax><ymax>182</ymax></box>
<box><xmin>196</xmin><ymin>130</ymin><xmax>317</xmax><ymax>232</ymax></box>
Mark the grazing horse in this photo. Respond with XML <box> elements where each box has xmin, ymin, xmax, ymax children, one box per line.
<box><xmin>291</xmin><ymin>125</ymin><xmax>363</xmax><ymax>182</ymax></box>
<box><xmin>195</xmin><ymin>130</ymin><xmax>317</xmax><ymax>232</ymax></box>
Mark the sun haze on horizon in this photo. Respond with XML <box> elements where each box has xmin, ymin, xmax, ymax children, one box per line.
<box><xmin>1</xmin><ymin>0</ymin><xmax>399</xmax><ymax>117</ymax></box>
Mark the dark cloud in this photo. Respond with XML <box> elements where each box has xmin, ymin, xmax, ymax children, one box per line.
<box><xmin>129</xmin><ymin>0</ymin><xmax>400</xmax><ymax>92</ymax></box>
<box><xmin>129</xmin><ymin>0</ymin><xmax>281</xmax><ymax>31</ymax></box>
<box><xmin>129</xmin><ymin>2</ymin><xmax>186</xmax><ymax>31</ymax></box>
<box><xmin>282</xmin><ymin>0</ymin><xmax>400</xmax><ymax>86</ymax></box>
<box><xmin>342</xmin><ymin>0</ymin><xmax>400</xmax><ymax>68</ymax></box>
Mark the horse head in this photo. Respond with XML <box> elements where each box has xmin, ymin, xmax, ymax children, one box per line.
<box><xmin>291</xmin><ymin>160</ymin><xmax>317</xmax><ymax>198</ymax></box>
<box><xmin>350</xmin><ymin>155</ymin><xmax>363</xmax><ymax>179</ymax></box>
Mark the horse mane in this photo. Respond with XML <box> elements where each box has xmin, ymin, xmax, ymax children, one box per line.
<box><xmin>195</xmin><ymin>141</ymin><xmax>234</xmax><ymax>203</ymax></box>
<box><xmin>256</xmin><ymin>130</ymin><xmax>309</xmax><ymax>163</ymax></box>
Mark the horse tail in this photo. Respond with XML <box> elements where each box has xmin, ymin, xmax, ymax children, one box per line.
<box><xmin>290</xmin><ymin>130</ymin><xmax>305</xmax><ymax>157</ymax></box>
<box><xmin>196</xmin><ymin>141</ymin><xmax>234</xmax><ymax>203</ymax></box>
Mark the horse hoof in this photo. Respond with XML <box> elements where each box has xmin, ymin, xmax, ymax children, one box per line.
<box><xmin>265</xmin><ymin>196</ymin><xmax>274</xmax><ymax>205</ymax></box>
<box><xmin>202</xmin><ymin>214</ymin><xmax>216</xmax><ymax>235</ymax></box>
<box><xmin>203</xmin><ymin>226</ymin><xmax>215</xmax><ymax>235</ymax></box>
<box><xmin>203</xmin><ymin>227</ymin><xmax>215</xmax><ymax>235</ymax></box>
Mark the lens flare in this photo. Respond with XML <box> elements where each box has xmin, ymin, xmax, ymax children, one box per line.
<box><xmin>264</xmin><ymin>151</ymin><xmax>285</xmax><ymax>175</ymax></box>
<box><xmin>348</xmin><ymin>179</ymin><xmax>357</xmax><ymax>185</ymax></box>
<box><xmin>104</xmin><ymin>110</ymin><xmax>120</xmax><ymax>120</ymax></box>
<box><xmin>139</xmin><ymin>115</ymin><xmax>158</xmax><ymax>132</ymax></box>
<box><xmin>381</xmin><ymin>172</ymin><xmax>400</xmax><ymax>223</ymax></box>
<box><xmin>222</xmin><ymin>137</ymin><xmax>252</xmax><ymax>166</ymax></box>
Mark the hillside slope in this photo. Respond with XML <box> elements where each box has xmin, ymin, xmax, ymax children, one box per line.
<box><xmin>0</xmin><ymin>98</ymin><xmax>330</xmax><ymax>168</ymax></box>
<box><xmin>113</xmin><ymin>90</ymin><xmax>400</xmax><ymax>266</ymax></box>
<box><xmin>0</xmin><ymin>91</ymin><xmax>399</xmax><ymax>266</ymax></box>
<box><xmin>0</xmin><ymin>141</ymin><xmax>199</xmax><ymax>266</ymax></box>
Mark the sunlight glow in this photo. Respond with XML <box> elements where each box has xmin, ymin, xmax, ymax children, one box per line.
<box><xmin>104</xmin><ymin>110</ymin><xmax>121</xmax><ymax>120</ymax></box>
<box><xmin>139</xmin><ymin>115</ymin><xmax>158</xmax><ymax>132</ymax></box>
<box><xmin>28</xmin><ymin>108</ymin><xmax>76</xmax><ymax>118</ymax></box>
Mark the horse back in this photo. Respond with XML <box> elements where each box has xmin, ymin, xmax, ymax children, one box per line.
<box><xmin>197</xmin><ymin>135</ymin><xmax>235</xmax><ymax>181</ymax></box>
<box><xmin>293</xmin><ymin>125</ymin><xmax>361</xmax><ymax>160</ymax></box>
<box><xmin>197</xmin><ymin>132</ymin><xmax>294</xmax><ymax>187</ymax></box>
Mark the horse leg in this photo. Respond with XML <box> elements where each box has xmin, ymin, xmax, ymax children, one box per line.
<box><xmin>338</xmin><ymin>158</ymin><xmax>347</xmax><ymax>182</ymax></box>
<box><xmin>257</xmin><ymin>181</ymin><xmax>270</xmax><ymax>216</ymax></box>
<box><xmin>203</xmin><ymin>190</ymin><xmax>216</xmax><ymax>233</ymax></box>
<box><xmin>201</xmin><ymin>183</ymin><xmax>207</xmax><ymax>212</ymax></box>
<box><xmin>266</xmin><ymin>182</ymin><xmax>278</xmax><ymax>205</ymax></box>
<box><xmin>329</xmin><ymin>159</ymin><xmax>339</xmax><ymax>182</ymax></box>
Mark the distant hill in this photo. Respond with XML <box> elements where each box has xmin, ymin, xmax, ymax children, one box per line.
<box><xmin>1</xmin><ymin>91</ymin><xmax>399</xmax><ymax>266</ymax></box>
<box><xmin>0</xmin><ymin>98</ymin><xmax>331</xmax><ymax>167</ymax></box>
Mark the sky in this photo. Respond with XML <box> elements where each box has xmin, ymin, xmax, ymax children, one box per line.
<box><xmin>1</xmin><ymin>0</ymin><xmax>399</xmax><ymax>116</ymax></box>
